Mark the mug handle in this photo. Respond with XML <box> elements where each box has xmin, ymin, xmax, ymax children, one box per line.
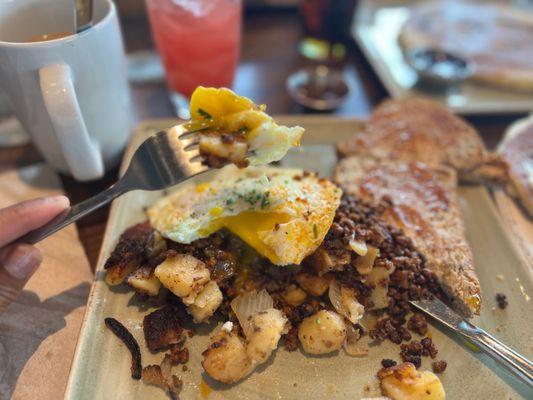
<box><xmin>39</xmin><ymin>63</ymin><xmax>104</xmax><ymax>181</ymax></box>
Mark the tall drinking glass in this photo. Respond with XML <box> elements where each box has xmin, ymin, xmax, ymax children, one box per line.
<box><xmin>146</xmin><ymin>0</ymin><xmax>242</xmax><ymax>118</ymax></box>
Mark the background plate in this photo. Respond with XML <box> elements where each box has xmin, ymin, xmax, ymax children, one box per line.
<box><xmin>353</xmin><ymin>0</ymin><xmax>533</xmax><ymax>115</ymax></box>
<box><xmin>66</xmin><ymin>117</ymin><xmax>532</xmax><ymax>399</ymax></box>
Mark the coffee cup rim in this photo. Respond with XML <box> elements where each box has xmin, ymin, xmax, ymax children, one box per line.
<box><xmin>0</xmin><ymin>0</ymin><xmax>115</xmax><ymax>47</ymax></box>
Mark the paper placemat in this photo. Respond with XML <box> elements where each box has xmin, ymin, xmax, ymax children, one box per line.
<box><xmin>0</xmin><ymin>164</ymin><xmax>92</xmax><ymax>400</ymax></box>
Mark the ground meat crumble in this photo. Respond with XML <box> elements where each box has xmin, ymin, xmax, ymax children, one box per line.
<box><xmin>106</xmin><ymin>192</ymin><xmax>449</xmax><ymax>393</ymax></box>
<box><xmin>432</xmin><ymin>360</ymin><xmax>448</xmax><ymax>374</ymax></box>
<box><xmin>495</xmin><ymin>293</ymin><xmax>508</xmax><ymax>309</ymax></box>
<box><xmin>399</xmin><ymin>337</ymin><xmax>438</xmax><ymax>368</ymax></box>
<box><xmin>381</xmin><ymin>358</ymin><xmax>397</xmax><ymax>368</ymax></box>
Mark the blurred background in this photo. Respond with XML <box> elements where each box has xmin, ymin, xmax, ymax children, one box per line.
<box><xmin>117</xmin><ymin>0</ymin><xmax>378</xmax><ymax>119</ymax></box>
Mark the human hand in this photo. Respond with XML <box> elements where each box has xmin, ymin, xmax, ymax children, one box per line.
<box><xmin>0</xmin><ymin>196</ymin><xmax>70</xmax><ymax>314</ymax></box>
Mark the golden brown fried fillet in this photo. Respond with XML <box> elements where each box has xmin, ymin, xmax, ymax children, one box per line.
<box><xmin>335</xmin><ymin>156</ymin><xmax>481</xmax><ymax>317</ymax></box>
<box><xmin>337</xmin><ymin>97</ymin><xmax>507</xmax><ymax>183</ymax></box>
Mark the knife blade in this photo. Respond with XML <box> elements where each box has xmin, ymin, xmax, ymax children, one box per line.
<box><xmin>410</xmin><ymin>297</ymin><xmax>533</xmax><ymax>388</ymax></box>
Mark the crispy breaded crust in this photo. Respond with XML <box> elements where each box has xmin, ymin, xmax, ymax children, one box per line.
<box><xmin>337</xmin><ymin>97</ymin><xmax>506</xmax><ymax>183</ymax></box>
<box><xmin>335</xmin><ymin>157</ymin><xmax>481</xmax><ymax>316</ymax></box>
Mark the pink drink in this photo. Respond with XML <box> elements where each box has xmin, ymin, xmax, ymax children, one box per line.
<box><xmin>147</xmin><ymin>0</ymin><xmax>242</xmax><ymax>98</ymax></box>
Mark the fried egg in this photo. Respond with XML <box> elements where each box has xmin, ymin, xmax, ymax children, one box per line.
<box><xmin>188</xmin><ymin>87</ymin><xmax>304</xmax><ymax>167</ymax></box>
<box><xmin>147</xmin><ymin>166</ymin><xmax>341</xmax><ymax>266</ymax></box>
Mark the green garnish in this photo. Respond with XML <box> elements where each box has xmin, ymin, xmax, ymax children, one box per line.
<box><xmin>197</xmin><ymin>108</ymin><xmax>212</xmax><ymax>120</ymax></box>
<box><xmin>313</xmin><ymin>224</ymin><xmax>318</xmax><ymax>239</ymax></box>
<box><xmin>260</xmin><ymin>191</ymin><xmax>271</xmax><ymax>209</ymax></box>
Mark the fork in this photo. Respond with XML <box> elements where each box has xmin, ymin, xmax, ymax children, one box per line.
<box><xmin>14</xmin><ymin>124</ymin><xmax>212</xmax><ymax>245</ymax></box>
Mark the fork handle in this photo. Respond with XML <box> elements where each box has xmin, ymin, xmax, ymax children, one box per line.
<box><xmin>15</xmin><ymin>182</ymin><xmax>126</xmax><ymax>246</ymax></box>
<box><xmin>461</xmin><ymin>322</ymin><xmax>533</xmax><ymax>388</ymax></box>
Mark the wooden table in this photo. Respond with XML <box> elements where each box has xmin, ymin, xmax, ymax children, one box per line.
<box><xmin>0</xmin><ymin>10</ymin><xmax>524</xmax><ymax>269</ymax></box>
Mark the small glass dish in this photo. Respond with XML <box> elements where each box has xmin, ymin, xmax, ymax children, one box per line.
<box><xmin>406</xmin><ymin>48</ymin><xmax>474</xmax><ymax>86</ymax></box>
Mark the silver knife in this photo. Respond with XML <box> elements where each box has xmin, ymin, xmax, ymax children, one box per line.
<box><xmin>410</xmin><ymin>297</ymin><xmax>533</xmax><ymax>388</ymax></box>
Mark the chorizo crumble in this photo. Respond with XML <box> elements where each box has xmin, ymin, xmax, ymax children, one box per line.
<box><xmin>104</xmin><ymin>193</ymin><xmax>448</xmax><ymax>397</ymax></box>
<box><xmin>495</xmin><ymin>293</ymin><xmax>508</xmax><ymax>309</ymax></box>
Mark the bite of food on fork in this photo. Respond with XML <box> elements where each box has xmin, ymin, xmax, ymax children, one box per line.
<box><xmin>10</xmin><ymin>87</ymin><xmax>305</xmax><ymax>248</ymax></box>
<box><xmin>185</xmin><ymin>86</ymin><xmax>304</xmax><ymax>168</ymax></box>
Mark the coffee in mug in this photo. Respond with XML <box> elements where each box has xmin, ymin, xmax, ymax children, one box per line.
<box><xmin>25</xmin><ymin>32</ymin><xmax>72</xmax><ymax>42</ymax></box>
<box><xmin>0</xmin><ymin>0</ymin><xmax>133</xmax><ymax>181</ymax></box>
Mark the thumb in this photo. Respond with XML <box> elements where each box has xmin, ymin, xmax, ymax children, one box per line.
<box><xmin>0</xmin><ymin>244</ymin><xmax>42</xmax><ymax>314</ymax></box>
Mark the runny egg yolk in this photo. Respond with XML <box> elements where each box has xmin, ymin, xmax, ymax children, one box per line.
<box><xmin>197</xmin><ymin>208</ymin><xmax>293</xmax><ymax>264</ymax></box>
<box><xmin>206</xmin><ymin>211</ymin><xmax>293</xmax><ymax>265</ymax></box>
<box><xmin>147</xmin><ymin>167</ymin><xmax>342</xmax><ymax>266</ymax></box>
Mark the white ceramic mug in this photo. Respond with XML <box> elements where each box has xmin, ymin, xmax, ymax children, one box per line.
<box><xmin>0</xmin><ymin>0</ymin><xmax>132</xmax><ymax>181</ymax></box>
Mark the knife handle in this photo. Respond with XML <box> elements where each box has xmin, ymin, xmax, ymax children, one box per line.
<box><xmin>462</xmin><ymin>322</ymin><xmax>533</xmax><ymax>388</ymax></box>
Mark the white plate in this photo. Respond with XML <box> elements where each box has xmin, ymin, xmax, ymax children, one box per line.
<box><xmin>353</xmin><ymin>0</ymin><xmax>533</xmax><ymax>115</ymax></box>
<box><xmin>65</xmin><ymin>117</ymin><xmax>532</xmax><ymax>399</ymax></box>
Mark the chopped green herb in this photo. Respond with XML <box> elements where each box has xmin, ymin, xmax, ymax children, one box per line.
<box><xmin>226</xmin><ymin>198</ymin><xmax>235</xmax><ymax>205</ymax></box>
<box><xmin>313</xmin><ymin>224</ymin><xmax>318</xmax><ymax>239</ymax></box>
<box><xmin>261</xmin><ymin>191</ymin><xmax>271</xmax><ymax>209</ymax></box>
<box><xmin>316</xmin><ymin>318</ymin><xmax>321</xmax><ymax>325</ymax></box>
<box><xmin>197</xmin><ymin>108</ymin><xmax>212</xmax><ymax>120</ymax></box>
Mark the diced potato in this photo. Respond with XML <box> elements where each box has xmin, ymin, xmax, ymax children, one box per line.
<box><xmin>282</xmin><ymin>285</ymin><xmax>307</xmax><ymax>306</ymax></box>
<box><xmin>298</xmin><ymin>310</ymin><xmax>346</xmax><ymax>355</ymax></box>
<box><xmin>296</xmin><ymin>272</ymin><xmax>331</xmax><ymax>296</ymax></box>
<box><xmin>306</xmin><ymin>248</ymin><xmax>334</xmax><ymax>276</ymax></box>
<box><xmin>378</xmin><ymin>362</ymin><xmax>445</xmax><ymax>400</ymax></box>
<box><xmin>246</xmin><ymin>308</ymin><xmax>288</xmax><ymax>363</ymax></box>
<box><xmin>366</xmin><ymin>263</ymin><xmax>395</xmax><ymax>310</ymax></box>
<box><xmin>105</xmin><ymin>260</ymin><xmax>139</xmax><ymax>286</ymax></box>
<box><xmin>202</xmin><ymin>327</ymin><xmax>253</xmax><ymax>384</ymax></box>
<box><xmin>188</xmin><ymin>281</ymin><xmax>223</xmax><ymax>323</ymax></box>
<box><xmin>343</xmin><ymin>323</ymin><xmax>368</xmax><ymax>356</ymax></box>
<box><xmin>306</xmin><ymin>248</ymin><xmax>350</xmax><ymax>276</ymax></box>
<box><xmin>354</xmin><ymin>246</ymin><xmax>380</xmax><ymax>275</ymax></box>
<box><xmin>199</xmin><ymin>135</ymin><xmax>249</xmax><ymax>163</ymax></box>
<box><xmin>127</xmin><ymin>266</ymin><xmax>161</xmax><ymax>296</ymax></box>
<box><xmin>154</xmin><ymin>254</ymin><xmax>210</xmax><ymax>298</ymax></box>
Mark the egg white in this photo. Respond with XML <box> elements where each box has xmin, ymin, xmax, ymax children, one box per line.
<box><xmin>148</xmin><ymin>166</ymin><xmax>342</xmax><ymax>265</ymax></box>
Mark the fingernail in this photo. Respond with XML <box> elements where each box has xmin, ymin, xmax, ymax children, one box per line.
<box><xmin>3</xmin><ymin>245</ymin><xmax>42</xmax><ymax>280</ymax></box>
<box><xmin>42</xmin><ymin>195</ymin><xmax>70</xmax><ymax>208</ymax></box>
